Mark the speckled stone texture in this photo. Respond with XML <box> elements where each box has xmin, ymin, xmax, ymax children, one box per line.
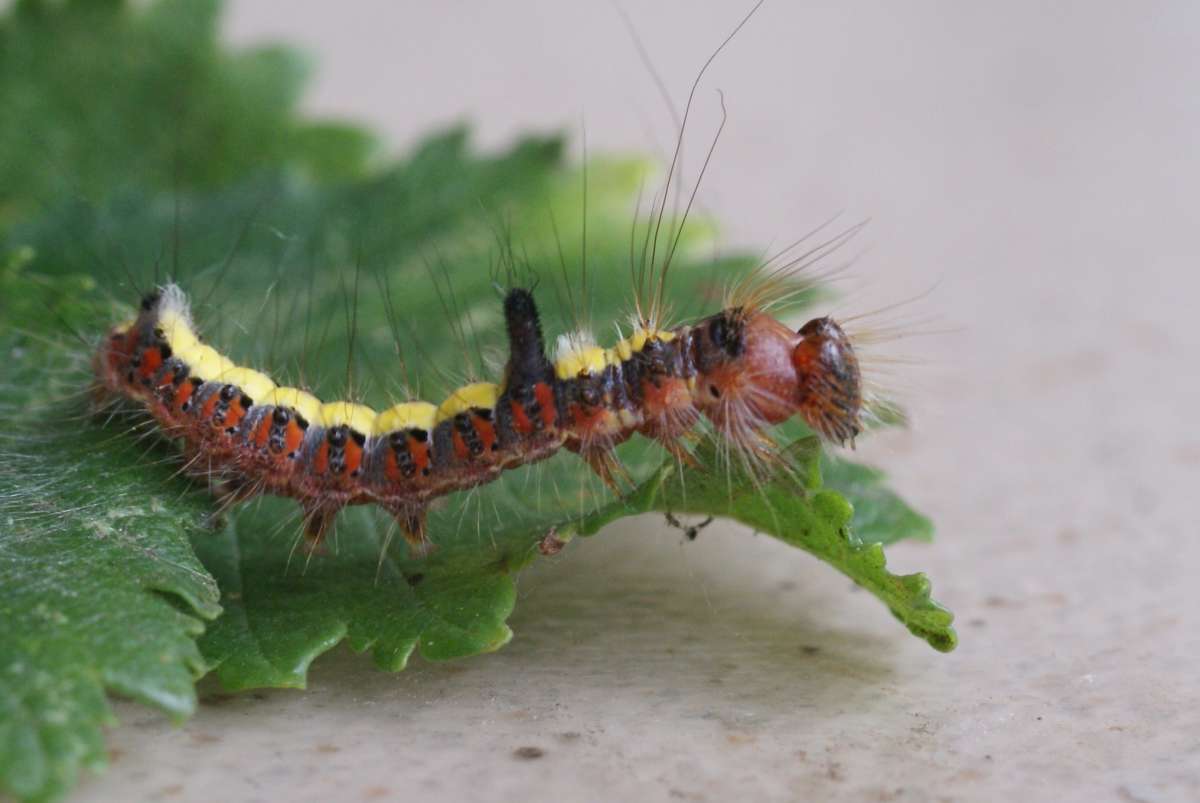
<box><xmin>76</xmin><ymin>2</ymin><xmax>1199</xmax><ymax>801</ymax></box>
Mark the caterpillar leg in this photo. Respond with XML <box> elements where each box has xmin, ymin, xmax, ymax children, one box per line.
<box><xmin>213</xmin><ymin>476</ymin><xmax>260</xmax><ymax>507</ymax></box>
<box><xmin>300</xmin><ymin>502</ymin><xmax>339</xmax><ymax>554</ymax></box>
<box><xmin>383</xmin><ymin>504</ymin><xmax>436</xmax><ymax>557</ymax></box>
<box><xmin>639</xmin><ymin>406</ymin><xmax>702</xmax><ymax>469</ymax></box>
<box><xmin>664</xmin><ymin>512</ymin><xmax>714</xmax><ymax>541</ymax></box>
<box><xmin>655</xmin><ymin>433</ymin><xmax>701</xmax><ymax>470</ymax></box>
<box><xmin>576</xmin><ymin>445</ymin><xmax>631</xmax><ymax>494</ymax></box>
<box><xmin>200</xmin><ymin>475</ymin><xmax>259</xmax><ymax>531</ymax></box>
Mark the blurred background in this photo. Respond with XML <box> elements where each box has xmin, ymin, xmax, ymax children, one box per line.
<box><xmin>69</xmin><ymin>1</ymin><xmax>1198</xmax><ymax>800</ymax></box>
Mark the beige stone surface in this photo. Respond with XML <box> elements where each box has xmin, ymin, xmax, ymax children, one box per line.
<box><xmin>76</xmin><ymin>2</ymin><xmax>1198</xmax><ymax>801</ymax></box>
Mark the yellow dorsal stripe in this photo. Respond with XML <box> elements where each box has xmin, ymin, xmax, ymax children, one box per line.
<box><xmin>437</xmin><ymin>382</ymin><xmax>499</xmax><ymax>423</ymax></box>
<box><xmin>554</xmin><ymin>346</ymin><xmax>609</xmax><ymax>380</ymax></box>
<box><xmin>215</xmin><ymin>367</ymin><xmax>276</xmax><ymax>403</ymax></box>
<box><xmin>376</xmin><ymin>401</ymin><xmax>438</xmax><ymax>434</ymax></box>
<box><xmin>319</xmin><ymin>401</ymin><xmax>378</xmax><ymax>435</ymax></box>
<box><xmin>623</xmin><ymin>326</ymin><xmax>675</xmax><ymax>356</ymax></box>
<box><xmin>553</xmin><ymin>324</ymin><xmax>681</xmax><ymax>380</ymax></box>
<box><xmin>261</xmin><ymin>387</ymin><xmax>322</xmax><ymax>425</ymax></box>
<box><xmin>188</xmin><ymin>344</ymin><xmax>237</xmax><ymax>382</ymax></box>
<box><xmin>157</xmin><ymin>310</ymin><xmax>201</xmax><ymax>355</ymax></box>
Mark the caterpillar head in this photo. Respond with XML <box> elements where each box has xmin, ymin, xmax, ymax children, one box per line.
<box><xmin>791</xmin><ymin>316</ymin><xmax>862</xmax><ymax>445</ymax></box>
<box><xmin>694</xmin><ymin>310</ymin><xmax>862</xmax><ymax>446</ymax></box>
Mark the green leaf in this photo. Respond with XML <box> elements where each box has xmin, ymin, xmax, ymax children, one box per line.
<box><xmin>0</xmin><ymin>264</ymin><xmax>222</xmax><ymax>803</ymax></box>
<box><xmin>0</xmin><ymin>0</ymin><xmax>375</xmax><ymax>227</ymax></box>
<box><xmin>195</xmin><ymin>499</ymin><xmax>531</xmax><ymax>690</ymax></box>
<box><xmin>821</xmin><ymin>454</ymin><xmax>934</xmax><ymax>546</ymax></box>
<box><xmin>559</xmin><ymin>438</ymin><xmax>956</xmax><ymax>653</ymax></box>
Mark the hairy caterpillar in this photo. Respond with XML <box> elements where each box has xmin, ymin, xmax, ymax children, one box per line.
<box><xmin>94</xmin><ymin>269</ymin><xmax>862</xmax><ymax>553</ymax></box>
<box><xmin>91</xmin><ymin>0</ymin><xmax>877</xmax><ymax>557</ymax></box>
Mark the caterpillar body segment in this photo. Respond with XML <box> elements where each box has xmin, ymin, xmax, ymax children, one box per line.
<box><xmin>96</xmin><ymin>283</ymin><xmax>862</xmax><ymax>553</ymax></box>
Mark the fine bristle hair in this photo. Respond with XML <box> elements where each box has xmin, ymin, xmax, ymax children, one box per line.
<box><xmin>627</xmin><ymin>2</ymin><xmax>762</xmax><ymax>336</ymax></box>
<box><xmin>157</xmin><ymin>282</ymin><xmax>193</xmax><ymax>323</ymax></box>
<box><xmin>726</xmin><ymin>217</ymin><xmax>868</xmax><ymax>317</ymax></box>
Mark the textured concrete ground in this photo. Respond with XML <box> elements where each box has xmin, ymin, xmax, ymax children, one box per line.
<box><xmin>76</xmin><ymin>2</ymin><xmax>1199</xmax><ymax>801</ymax></box>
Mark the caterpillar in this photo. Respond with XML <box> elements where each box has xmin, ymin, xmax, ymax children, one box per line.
<box><xmin>94</xmin><ymin>269</ymin><xmax>863</xmax><ymax>554</ymax></box>
<box><xmin>91</xmin><ymin>0</ymin><xmax>874</xmax><ymax>556</ymax></box>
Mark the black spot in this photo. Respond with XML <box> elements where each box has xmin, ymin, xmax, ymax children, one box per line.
<box><xmin>404</xmin><ymin>572</ymin><xmax>425</xmax><ymax>587</ymax></box>
<box><xmin>410</xmin><ymin>428</ymin><xmax>429</xmax><ymax>443</ymax></box>
<box><xmin>579</xmin><ymin>384</ymin><xmax>601</xmax><ymax>407</ymax></box>
<box><xmin>272</xmin><ymin>408</ymin><xmax>291</xmax><ymax>425</ymax></box>
<box><xmin>219</xmin><ymin>384</ymin><xmax>236</xmax><ymax>401</ymax></box>
<box><xmin>394</xmin><ymin>445</ymin><xmax>416</xmax><ymax>478</ymax></box>
<box><xmin>327</xmin><ymin>427</ymin><xmax>347</xmax><ymax>447</ymax></box>
<box><xmin>159</xmin><ymin>343</ymin><xmax>173</xmax><ymax>360</ymax></box>
<box><xmin>709</xmin><ymin>385</ymin><xmax>721</xmax><ymax>399</ymax></box>
<box><xmin>295</xmin><ymin>414</ymin><xmax>310</xmax><ymax>430</ymax></box>
<box><xmin>240</xmin><ymin>394</ymin><xmax>253</xmax><ymax>409</ymax></box>
<box><xmin>709</xmin><ymin>316</ymin><xmax>728</xmax><ymax>347</ymax></box>
<box><xmin>350</xmin><ymin>430</ymin><xmax>366</xmax><ymax>448</ymax></box>
<box><xmin>454</xmin><ymin>414</ymin><xmax>485</xmax><ymax>456</ymax></box>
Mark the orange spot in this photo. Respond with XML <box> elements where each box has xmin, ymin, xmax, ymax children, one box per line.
<box><xmin>253</xmin><ymin>415</ymin><xmax>273</xmax><ymax>448</ymax></box>
<box><xmin>220</xmin><ymin>398</ymin><xmax>248</xmax><ymax>431</ymax></box>
<box><xmin>200</xmin><ymin>393</ymin><xmax>220</xmax><ymax>422</ymax></box>
<box><xmin>313</xmin><ymin>441</ymin><xmax>330</xmax><ymax>474</ymax></box>
<box><xmin>138</xmin><ymin>347</ymin><xmax>163</xmax><ymax>381</ymax></box>
<box><xmin>342</xmin><ymin>437</ymin><xmax>363</xmax><ymax>476</ymax></box>
<box><xmin>568</xmin><ymin>403</ymin><xmax>610</xmax><ymax>433</ymax></box>
<box><xmin>473</xmin><ymin>416</ymin><xmax>497</xmax><ymax>453</ymax></box>
<box><xmin>284</xmin><ymin>420</ymin><xmax>305</xmax><ymax>455</ymax></box>
<box><xmin>510</xmin><ymin>402</ymin><xmax>534</xmax><ymax>435</ymax></box>
<box><xmin>452</xmin><ymin>429</ymin><xmax>469</xmax><ymax>461</ymax></box>
<box><xmin>409</xmin><ymin>437</ymin><xmax>431</xmax><ymax>476</ymax></box>
<box><xmin>383</xmin><ymin>447</ymin><xmax>403</xmax><ymax>482</ymax></box>
<box><xmin>534</xmin><ymin>383</ymin><xmax>557</xmax><ymax>427</ymax></box>
<box><xmin>172</xmin><ymin>381</ymin><xmax>195</xmax><ymax>414</ymax></box>
<box><xmin>153</xmin><ymin>368</ymin><xmax>178</xmax><ymax>391</ymax></box>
